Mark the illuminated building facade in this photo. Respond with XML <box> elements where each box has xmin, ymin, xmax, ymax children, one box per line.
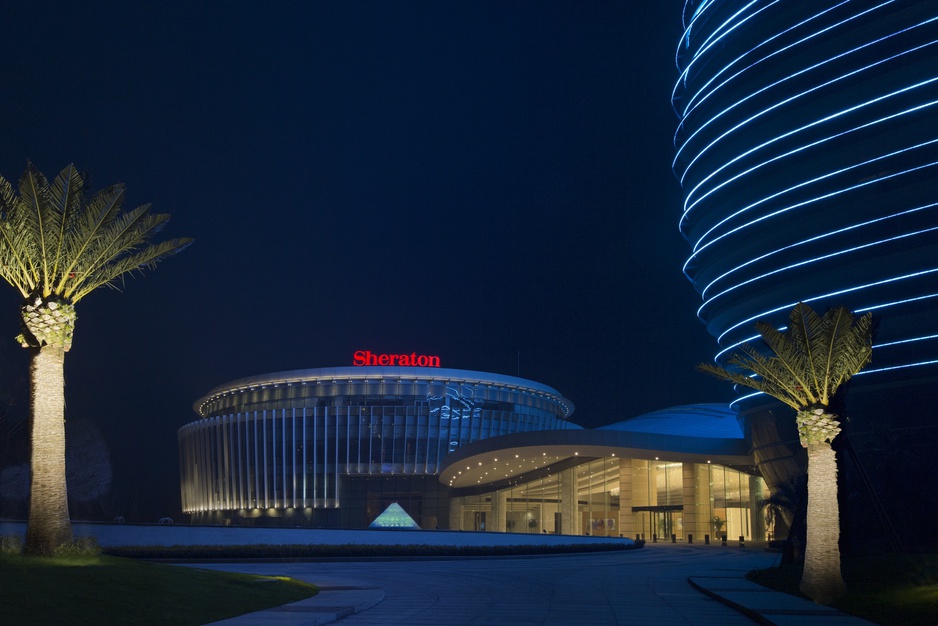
<box><xmin>441</xmin><ymin>404</ymin><xmax>764</xmax><ymax>541</ymax></box>
<box><xmin>673</xmin><ymin>1</ymin><xmax>938</xmax><ymax>545</ymax></box>
<box><xmin>179</xmin><ymin>365</ymin><xmax>578</xmax><ymax>528</ymax></box>
<box><xmin>180</xmin><ymin>365</ymin><xmax>766</xmax><ymax>538</ymax></box>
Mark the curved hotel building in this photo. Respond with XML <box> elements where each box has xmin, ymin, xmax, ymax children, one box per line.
<box><xmin>180</xmin><ymin>363</ymin><xmax>576</xmax><ymax>529</ymax></box>
<box><xmin>672</xmin><ymin>0</ymin><xmax>938</xmax><ymax>531</ymax></box>
<box><xmin>180</xmin><ymin>359</ymin><xmax>766</xmax><ymax>540</ymax></box>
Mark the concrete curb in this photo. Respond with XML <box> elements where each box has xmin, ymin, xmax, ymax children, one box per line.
<box><xmin>689</xmin><ymin>575</ymin><xmax>876</xmax><ymax>626</ymax></box>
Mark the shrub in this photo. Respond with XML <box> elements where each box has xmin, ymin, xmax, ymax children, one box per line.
<box><xmin>105</xmin><ymin>541</ymin><xmax>642</xmax><ymax>560</ymax></box>
<box><xmin>0</xmin><ymin>535</ymin><xmax>23</xmax><ymax>554</ymax></box>
<box><xmin>52</xmin><ymin>537</ymin><xmax>101</xmax><ymax>557</ymax></box>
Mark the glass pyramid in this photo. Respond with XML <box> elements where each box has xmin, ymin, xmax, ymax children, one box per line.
<box><xmin>368</xmin><ymin>502</ymin><xmax>421</xmax><ymax>529</ymax></box>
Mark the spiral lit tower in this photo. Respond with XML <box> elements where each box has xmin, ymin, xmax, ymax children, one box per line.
<box><xmin>672</xmin><ymin>0</ymin><xmax>938</xmax><ymax>541</ymax></box>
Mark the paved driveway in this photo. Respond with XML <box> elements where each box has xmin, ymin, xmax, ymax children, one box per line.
<box><xmin>192</xmin><ymin>543</ymin><xmax>780</xmax><ymax>625</ymax></box>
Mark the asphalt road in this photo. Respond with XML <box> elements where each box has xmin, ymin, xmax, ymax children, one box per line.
<box><xmin>191</xmin><ymin>543</ymin><xmax>781</xmax><ymax>625</ymax></box>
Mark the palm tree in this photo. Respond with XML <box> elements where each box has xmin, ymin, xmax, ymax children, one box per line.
<box><xmin>0</xmin><ymin>163</ymin><xmax>191</xmax><ymax>555</ymax></box>
<box><xmin>698</xmin><ymin>303</ymin><xmax>872</xmax><ymax>604</ymax></box>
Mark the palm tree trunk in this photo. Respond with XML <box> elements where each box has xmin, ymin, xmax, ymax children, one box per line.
<box><xmin>800</xmin><ymin>441</ymin><xmax>845</xmax><ymax>604</ymax></box>
<box><xmin>24</xmin><ymin>345</ymin><xmax>72</xmax><ymax>555</ymax></box>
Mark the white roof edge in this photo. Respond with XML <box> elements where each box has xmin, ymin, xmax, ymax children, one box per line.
<box><xmin>195</xmin><ymin>366</ymin><xmax>574</xmax><ymax>417</ymax></box>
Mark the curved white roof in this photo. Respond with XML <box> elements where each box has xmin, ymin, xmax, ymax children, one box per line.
<box><xmin>438</xmin><ymin>403</ymin><xmax>752</xmax><ymax>489</ymax></box>
<box><xmin>599</xmin><ymin>403</ymin><xmax>743</xmax><ymax>439</ymax></box>
<box><xmin>195</xmin><ymin>366</ymin><xmax>575</xmax><ymax>418</ymax></box>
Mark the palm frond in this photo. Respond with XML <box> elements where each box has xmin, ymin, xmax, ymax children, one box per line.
<box><xmin>18</xmin><ymin>164</ymin><xmax>63</xmax><ymax>295</ymax></box>
<box><xmin>753</xmin><ymin>320</ymin><xmax>817</xmax><ymax>404</ymax></box>
<box><xmin>53</xmin><ymin>183</ymin><xmax>126</xmax><ymax>293</ymax></box>
<box><xmin>787</xmin><ymin>303</ymin><xmax>824</xmax><ymax>398</ymax></box>
<box><xmin>59</xmin><ymin>203</ymin><xmax>155</xmax><ymax>299</ymax></box>
<box><xmin>12</xmin><ymin>166</ymin><xmax>50</xmax><ymax>289</ymax></box>
<box><xmin>698</xmin><ymin>345</ymin><xmax>806</xmax><ymax>411</ymax></box>
<box><xmin>0</xmin><ymin>177</ymin><xmax>36</xmax><ymax>296</ymax></box>
<box><xmin>823</xmin><ymin>308</ymin><xmax>873</xmax><ymax>393</ymax></box>
<box><xmin>62</xmin><ymin>208</ymin><xmax>170</xmax><ymax>301</ymax></box>
<box><xmin>46</xmin><ymin>165</ymin><xmax>84</xmax><ymax>289</ymax></box>
<box><xmin>698</xmin><ymin>303</ymin><xmax>873</xmax><ymax>412</ymax></box>
<box><xmin>735</xmin><ymin>345</ymin><xmax>813</xmax><ymax>405</ymax></box>
<box><xmin>0</xmin><ymin>164</ymin><xmax>191</xmax><ymax>304</ymax></box>
<box><xmin>69</xmin><ymin>237</ymin><xmax>193</xmax><ymax>301</ymax></box>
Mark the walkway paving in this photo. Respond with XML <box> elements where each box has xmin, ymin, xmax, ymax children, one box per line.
<box><xmin>189</xmin><ymin>543</ymin><xmax>875</xmax><ymax>625</ymax></box>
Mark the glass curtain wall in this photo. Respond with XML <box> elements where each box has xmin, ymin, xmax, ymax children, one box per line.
<box><xmin>579</xmin><ymin>458</ymin><xmax>620</xmax><ymax>536</ymax></box>
<box><xmin>450</xmin><ymin>457</ymin><xmax>765</xmax><ymax>539</ymax></box>
<box><xmin>505</xmin><ymin>474</ymin><xmax>562</xmax><ymax>534</ymax></box>
<box><xmin>181</xmin><ymin>399</ymin><xmax>572</xmax><ymax>516</ymax></box>
<box><xmin>631</xmin><ymin>459</ymin><xmax>684</xmax><ymax>541</ymax></box>
<box><xmin>708</xmin><ymin>464</ymin><xmax>752</xmax><ymax>541</ymax></box>
<box><xmin>460</xmin><ymin>491</ymin><xmax>490</xmax><ymax>532</ymax></box>
<box><xmin>625</xmin><ymin>459</ymin><xmax>684</xmax><ymax>541</ymax></box>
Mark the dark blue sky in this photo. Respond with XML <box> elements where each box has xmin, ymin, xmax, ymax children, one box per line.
<box><xmin>0</xmin><ymin>1</ymin><xmax>728</xmax><ymax>519</ymax></box>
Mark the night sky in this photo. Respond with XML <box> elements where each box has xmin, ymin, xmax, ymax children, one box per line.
<box><xmin>0</xmin><ymin>1</ymin><xmax>729</xmax><ymax>521</ymax></box>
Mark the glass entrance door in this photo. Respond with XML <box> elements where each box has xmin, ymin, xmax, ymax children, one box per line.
<box><xmin>654</xmin><ymin>510</ymin><xmax>674</xmax><ymax>540</ymax></box>
<box><xmin>632</xmin><ymin>505</ymin><xmax>683</xmax><ymax>541</ymax></box>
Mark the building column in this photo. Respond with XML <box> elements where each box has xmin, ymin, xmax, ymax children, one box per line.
<box><xmin>449</xmin><ymin>496</ymin><xmax>464</xmax><ymax>531</ymax></box>
<box><xmin>696</xmin><ymin>463</ymin><xmax>713</xmax><ymax>540</ymax></box>
<box><xmin>490</xmin><ymin>489</ymin><xmax>507</xmax><ymax>532</ymax></box>
<box><xmin>560</xmin><ymin>467</ymin><xmax>579</xmax><ymax>536</ymax></box>
<box><xmin>682</xmin><ymin>463</ymin><xmax>699</xmax><ymax>541</ymax></box>
<box><xmin>618</xmin><ymin>459</ymin><xmax>633</xmax><ymax>538</ymax></box>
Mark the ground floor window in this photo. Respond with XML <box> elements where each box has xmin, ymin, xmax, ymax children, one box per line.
<box><xmin>450</xmin><ymin>457</ymin><xmax>766</xmax><ymax>540</ymax></box>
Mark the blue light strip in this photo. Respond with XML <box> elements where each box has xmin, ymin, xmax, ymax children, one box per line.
<box><xmin>876</xmin><ymin>334</ymin><xmax>938</xmax><ymax>348</ymax></box>
<box><xmin>677</xmin><ymin>0</ymin><xmax>778</xmax><ymax>84</ymax></box>
<box><xmin>672</xmin><ymin>0</ymin><xmax>938</xmax><ymax>409</ymax></box>
<box><xmin>717</xmin><ymin>272</ymin><xmax>938</xmax><ymax>346</ymax></box>
<box><xmin>676</xmin><ymin>1</ymin><xmax>875</xmax><ymax>120</ymax></box>
<box><xmin>682</xmin><ymin>66</ymin><xmax>938</xmax><ymax>234</ymax></box>
<box><xmin>675</xmin><ymin>27</ymin><xmax>938</xmax><ymax>190</ymax></box>
<box><xmin>861</xmin><ymin>359</ymin><xmax>938</xmax><ymax>374</ymax></box>
<box><xmin>685</xmin><ymin>152</ymin><xmax>938</xmax><ymax>273</ymax></box>
<box><xmin>683</xmin><ymin>97</ymin><xmax>938</xmax><ymax>233</ymax></box>
<box><xmin>699</xmin><ymin>202</ymin><xmax>938</xmax><ymax>300</ymax></box>
<box><xmin>727</xmin><ymin>354</ymin><xmax>938</xmax><ymax>411</ymax></box>
<box><xmin>676</xmin><ymin>1</ymin><xmax>904</xmax><ymax>152</ymax></box>
<box><xmin>684</xmin><ymin>0</ymin><xmax>718</xmax><ymax>33</ymax></box>
<box><xmin>676</xmin><ymin>0</ymin><xmax>766</xmax><ymax>85</ymax></box>
<box><xmin>678</xmin><ymin>2</ymin><xmax>938</xmax><ymax>413</ymax></box>
<box><xmin>699</xmin><ymin>225</ymin><xmax>938</xmax><ymax>319</ymax></box>
<box><xmin>717</xmin><ymin>330</ymin><xmax>937</xmax><ymax>358</ymax></box>
<box><xmin>716</xmin><ymin>291</ymin><xmax>938</xmax><ymax>361</ymax></box>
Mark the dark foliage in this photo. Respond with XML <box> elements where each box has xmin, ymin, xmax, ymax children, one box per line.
<box><xmin>105</xmin><ymin>541</ymin><xmax>642</xmax><ymax>560</ymax></box>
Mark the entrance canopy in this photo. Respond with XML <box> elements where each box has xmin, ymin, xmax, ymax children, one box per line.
<box><xmin>439</xmin><ymin>404</ymin><xmax>751</xmax><ymax>490</ymax></box>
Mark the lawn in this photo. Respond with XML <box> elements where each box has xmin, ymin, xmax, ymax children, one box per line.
<box><xmin>0</xmin><ymin>553</ymin><xmax>317</xmax><ymax>626</ymax></box>
<box><xmin>748</xmin><ymin>553</ymin><xmax>938</xmax><ymax>626</ymax></box>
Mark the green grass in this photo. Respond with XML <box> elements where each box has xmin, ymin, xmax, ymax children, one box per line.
<box><xmin>0</xmin><ymin>553</ymin><xmax>318</xmax><ymax>626</ymax></box>
<box><xmin>748</xmin><ymin>553</ymin><xmax>938</xmax><ymax>626</ymax></box>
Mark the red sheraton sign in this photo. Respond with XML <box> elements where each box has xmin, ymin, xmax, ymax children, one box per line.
<box><xmin>353</xmin><ymin>350</ymin><xmax>441</xmax><ymax>367</ymax></box>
